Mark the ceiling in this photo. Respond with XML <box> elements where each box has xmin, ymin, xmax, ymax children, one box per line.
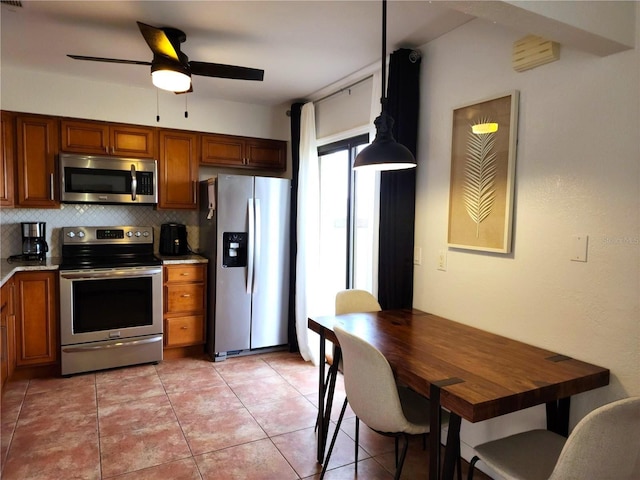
<box><xmin>0</xmin><ymin>0</ymin><xmax>475</xmax><ymax>106</ymax></box>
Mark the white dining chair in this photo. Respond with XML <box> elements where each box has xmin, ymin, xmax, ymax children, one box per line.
<box><xmin>319</xmin><ymin>289</ymin><xmax>382</xmax><ymax>417</ymax></box>
<box><xmin>320</xmin><ymin>324</ymin><xmax>448</xmax><ymax>480</ymax></box>
<box><xmin>467</xmin><ymin>396</ymin><xmax>640</xmax><ymax>480</ymax></box>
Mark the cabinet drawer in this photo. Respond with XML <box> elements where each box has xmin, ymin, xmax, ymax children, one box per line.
<box><xmin>165</xmin><ymin>315</ymin><xmax>204</xmax><ymax>347</ymax></box>
<box><xmin>165</xmin><ymin>284</ymin><xmax>204</xmax><ymax>313</ymax></box>
<box><xmin>165</xmin><ymin>264</ymin><xmax>206</xmax><ymax>283</ymax></box>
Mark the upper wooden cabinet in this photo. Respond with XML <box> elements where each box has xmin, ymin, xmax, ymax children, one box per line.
<box><xmin>61</xmin><ymin>119</ymin><xmax>157</xmax><ymax>158</ymax></box>
<box><xmin>16</xmin><ymin>114</ymin><xmax>59</xmax><ymax>208</ymax></box>
<box><xmin>201</xmin><ymin>133</ymin><xmax>286</xmax><ymax>170</ymax></box>
<box><xmin>158</xmin><ymin>130</ymin><xmax>198</xmax><ymax>210</ymax></box>
<box><xmin>0</xmin><ymin>111</ymin><xmax>15</xmax><ymax>207</ymax></box>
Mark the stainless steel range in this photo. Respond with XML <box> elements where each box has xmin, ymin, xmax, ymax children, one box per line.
<box><xmin>59</xmin><ymin>226</ymin><xmax>163</xmax><ymax>376</ymax></box>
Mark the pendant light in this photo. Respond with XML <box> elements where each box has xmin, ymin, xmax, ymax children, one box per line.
<box><xmin>353</xmin><ymin>0</ymin><xmax>417</xmax><ymax>171</ymax></box>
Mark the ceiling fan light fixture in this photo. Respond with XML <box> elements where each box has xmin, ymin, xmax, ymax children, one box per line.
<box><xmin>151</xmin><ymin>62</ymin><xmax>191</xmax><ymax>93</ymax></box>
<box><xmin>354</xmin><ymin>0</ymin><xmax>416</xmax><ymax>172</ymax></box>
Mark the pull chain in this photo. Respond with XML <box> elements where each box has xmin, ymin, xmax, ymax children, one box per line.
<box><xmin>185</xmin><ymin>94</ymin><xmax>189</xmax><ymax>118</ymax></box>
<box><xmin>156</xmin><ymin>89</ymin><xmax>160</xmax><ymax>122</ymax></box>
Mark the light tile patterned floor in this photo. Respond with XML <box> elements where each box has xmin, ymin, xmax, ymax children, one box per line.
<box><xmin>0</xmin><ymin>351</ymin><xmax>490</xmax><ymax>479</ymax></box>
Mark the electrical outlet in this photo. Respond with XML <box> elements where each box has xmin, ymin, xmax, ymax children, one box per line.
<box><xmin>437</xmin><ymin>250</ymin><xmax>447</xmax><ymax>271</ymax></box>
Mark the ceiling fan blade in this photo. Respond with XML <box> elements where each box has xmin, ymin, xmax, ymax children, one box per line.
<box><xmin>137</xmin><ymin>21</ymin><xmax>180</xmax><ymax>61</ymax></box>
<box><xmin>190</xmin><ymin>61</ymin><xmax>264</xmax><ymax>81</ymax></box>
<box><xmin>67</xmin><ymin>54</ymin><xmax>151</xmax><ymax>66</ymax></box>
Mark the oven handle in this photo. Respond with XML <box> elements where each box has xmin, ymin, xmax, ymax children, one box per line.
<box><xmin>60</xmin><ymin>267</ymin><xmax>162</xmax><ymax>280</ymax></box>
<box><xmin>62</xmin><ymin>335</ymin><xmax>163</xmax><ymax>353</ymax></box>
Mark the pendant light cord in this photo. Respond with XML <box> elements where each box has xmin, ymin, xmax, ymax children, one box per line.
<box><xmin>380</xmin><ymin>0</ymin><xmax>387</xmax><ymax>111</ymax></box>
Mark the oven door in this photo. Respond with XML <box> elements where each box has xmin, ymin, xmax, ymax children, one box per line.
<box><xmin>60</xmin><ymin>266</ymin><xmax>163</xmax><ymax>346</ymax></box>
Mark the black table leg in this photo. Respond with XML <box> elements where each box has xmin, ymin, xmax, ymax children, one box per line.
<box><xmin>429</xmin><ymin>384</ymin><xmax>442</xmax><ymax>480</ymax></box>
<box><xmin>316</xmin><ymin>337</ymin><xmax>342</xmax><ymax>464</ymax></box>
<box><xmin>442</xmin><ymin>413</ymin><xmax>462</xmax><ymax>480</ymax></box>
<box><xmin>546</xmin><ymin>397</ymin><xmax>571</xmax><ymax>437</ymax></box>
<box><xmin>317</xmin><ymin>332</ymin><xmax>326</xmax><ymax>463</ymax></box>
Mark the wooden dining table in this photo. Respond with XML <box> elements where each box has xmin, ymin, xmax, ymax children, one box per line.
<box><xmin>308</xmin><ymin>309</ymin><xmax>610</xmax><ymax>480</ymax></box>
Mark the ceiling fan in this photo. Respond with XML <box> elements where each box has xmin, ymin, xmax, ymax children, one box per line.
<box><xmin>68</xmin><ymin>22</ymin><xmax>264</xmax><ymax>93</ymax></box>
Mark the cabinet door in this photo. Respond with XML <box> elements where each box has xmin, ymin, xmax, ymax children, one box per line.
<box><xmin>62</xmin><ymin>120</ymin><xmax>156</xmax><ymax>158</ymax></box>
<box><xmin>16</xmin><ymin>115</ymin><xmax>59</xmax><ymax>208</ymax></box>
<box><xmin>14</xmin><ymin>272</ymin><xmax>57</xmax><ymax>367</ymax></box>
<box><xmin>1</xmin><ymin>278</ymin><xmax>15</xmax><ymax>389</ymax></box>
<box><xmin>158</xmin><ymin>130</ymin><xmax>198</xmax><ymax>209</ymax></box>
<box><xmin>200</xmin><ymin>134</ymin><xmax>245</xmax><ymax>167</ymax></box>
<box><xmin>110</xmin><ymin>124</ymin><xmax>156</xmax><ymax>158</ymax></box>
<box><xmin>164</xmin><ymin>315</ymin><xmax>205</xmax><ymax>348</ymax></box>
<box><xmin>60</xmin><ymin>119</ymin><xmax>109</xmax><ymax>155</ymax></box>
<box><xmin>245</xmin><ymin>138</ymin><xmax>286</xmax><ymax>170</ymax></box>
<box><xmin>165</xmin><ymin>284</ymin><xmax>205</xmax><ymax>314</ymax></box>
<box><xmin>0</xmin><ymin>111</ymin><xmax>15</xmax><ymax>207</ymax></box>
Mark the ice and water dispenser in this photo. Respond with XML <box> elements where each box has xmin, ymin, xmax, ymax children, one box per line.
<box><xmin>222</xmin><ymin>232</ymin><xmax>247</xmax><ymax>268</ymax></box>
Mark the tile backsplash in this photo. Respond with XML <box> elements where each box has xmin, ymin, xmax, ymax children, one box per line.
<box><xmin>0</xmin><ymin>204</ymin><xmax>199</xmax><ymax>258</ymax></box>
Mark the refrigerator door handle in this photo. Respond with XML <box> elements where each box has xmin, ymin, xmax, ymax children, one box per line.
<box><xmin>247</xmin><ymin>198</ymin><xmax>255</xmax><ymax>294</ymax></box>
<box><xmin>253</xmin><ymin>198</ymin><xmax>261</xmax><ymax>294</ymax></box>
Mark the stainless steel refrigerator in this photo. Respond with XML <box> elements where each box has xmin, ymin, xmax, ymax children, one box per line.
<box><xmin>199</xmin><ymin>175</ymin><xmax>290</xmax><ymax>361</ymax></box>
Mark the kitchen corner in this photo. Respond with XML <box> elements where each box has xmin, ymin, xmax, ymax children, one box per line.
<box><xmin>0</xmin><ymin>257</ymin><xmax>60</xmax><ymax>287</ymax></box>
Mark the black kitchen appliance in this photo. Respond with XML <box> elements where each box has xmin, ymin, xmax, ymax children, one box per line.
<box><xmin>159</xmin><ymin>223</ymin><xmax>189</xmax><ymax>256</ymax></box>
<box><xmin>8</xmin><ymin>222</ymin><xmax>49</xmax><ymax>262</ymax></box>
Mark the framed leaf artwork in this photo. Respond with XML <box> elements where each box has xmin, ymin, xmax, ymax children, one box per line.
<box><xmin>448</xmin><ymin>91</ymin><xmax>519</xmax><ymax>253</ymax></box>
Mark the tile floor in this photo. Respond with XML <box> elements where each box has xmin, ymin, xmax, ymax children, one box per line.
<box><xmin>0</xmin><ymin>351</ymin><xmax>490</xmax><ymax>479</ymax></box>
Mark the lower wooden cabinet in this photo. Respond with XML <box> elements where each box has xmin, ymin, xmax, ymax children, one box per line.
<box><xmin>163</xmin><ymin>264</ymin><xmax>206</xmax><ymax>349</ymax></box>
<box><xmin>13</xmin><ymin>271</ymin><xmax>58</xmax><ymax>367</ymax></box>
<box><xmin>1</xmin><ymin>277</ymin><xmax>16</xmax><ymax>390</ymax></box>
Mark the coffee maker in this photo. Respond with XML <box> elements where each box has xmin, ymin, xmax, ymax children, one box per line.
<box><xmin>13</xmin><ymin>222</ymin><xmax>49</xmax><ymax>262</ymax></box>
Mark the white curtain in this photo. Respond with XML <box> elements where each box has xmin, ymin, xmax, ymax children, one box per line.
<box><xmin>369</xmin><ymin>70</ymin><xmax>382</xmax><ymax>299</ymax></box>
<box><xmin>295</xmin><ymin>102</ymin><xmax>321</xmax><ymax>365</ymax></box>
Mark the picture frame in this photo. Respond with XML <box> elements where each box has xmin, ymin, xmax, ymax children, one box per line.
<box><xmin>447</xmin><ymin>91</ymin><xmax>519</xmax><ymax>253</ymax></box>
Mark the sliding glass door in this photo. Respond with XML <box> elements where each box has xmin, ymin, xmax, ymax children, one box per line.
<box><xmin>317</xmin><ymin>134</ymin><xmax>377</xmax><ymax>313</ymax></box>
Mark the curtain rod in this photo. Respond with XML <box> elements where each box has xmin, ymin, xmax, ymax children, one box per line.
<box><xmin>313</xmin><ymin>75</ymin><xmax>373</xmax><ymax>105</ymax></box>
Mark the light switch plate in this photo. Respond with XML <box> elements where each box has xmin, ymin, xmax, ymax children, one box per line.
<box><xmin>571</xmin><ymin>235</ymin><xmax>589</xmax><ymax>262</ymax></box>
<box><xmin>437</xmin><ymin>249</ymin><xmax>447</xmax><ymax>271</ymax></box>
<box><xmin>414</xmin><ymin>247</ymin><xmax>422</xmax><ymax>266</ymax></box>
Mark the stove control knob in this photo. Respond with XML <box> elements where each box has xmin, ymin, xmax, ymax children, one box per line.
<box><xmin>77</xmin><ymin>231</ymin><xmax>85</xmax><ymax>238</ymax></box>
<box><xmin>126</xmin><ymin>231</ymin><xmax>133</xmax><ymax>237</ymax></box>
<box><xmin>142</xmin><ymin>231</ymin><xmax>150</xmax><ymax>237</ymax></box>
<box><xmin>135</xmin><ymin>231</ymin><xmax>141</xmax><ymax>237</ymax></box>
<box><xmin>67</xmin><ymin>231</ymin><xmax>75</xmax><ymax>238</ymax></box>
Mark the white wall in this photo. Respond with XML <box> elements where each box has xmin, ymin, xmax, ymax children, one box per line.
<box><xmin>414</xmin><ymin>12</ymin><xmax>639</xmax><ymax>461</ymax></box>
<box><xmin>0</xmin><ymin>66</ymin><xmax>289</xmax><ymax>140</ymax></box>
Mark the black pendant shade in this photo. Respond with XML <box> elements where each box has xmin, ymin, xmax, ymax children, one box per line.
<box><xmin>353</xmin><ymin>0</ymin><xmax>417</xmax><ymax>171</ymax></box>
<box><xmin>353</xmin><ymin>110</ymin><xmax>416</xmax><ymax>170</ymax></box>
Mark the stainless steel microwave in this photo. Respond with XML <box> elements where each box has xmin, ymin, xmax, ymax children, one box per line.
<box><xmin>60</xmin><ymin>153</ymin><xmax>158</xmax><ymax>205</ymax></box>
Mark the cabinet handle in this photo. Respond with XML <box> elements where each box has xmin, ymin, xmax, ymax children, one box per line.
<box><xmin>193</xmin><ymin>180</ymin><xmax>197</xmax><ymax>204</ymax></box>
<box><xmin>181</xmin><ymin>294</ymin><xmax>191</xmax><ymax>298</ymax></box>
<box><xmin>50</xmin><ymin>173</ymin><xmax>54</xmax><ymax>200</ymax></box>
<box><xmin>180</xmin><ymin>273</ymin><xmax>189</xmax><ymax>276</ymax></box>
<box><xmin>181</xmin><ymin>326</ymin><xmax>188</xmax><ymax>330</ymax></box>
